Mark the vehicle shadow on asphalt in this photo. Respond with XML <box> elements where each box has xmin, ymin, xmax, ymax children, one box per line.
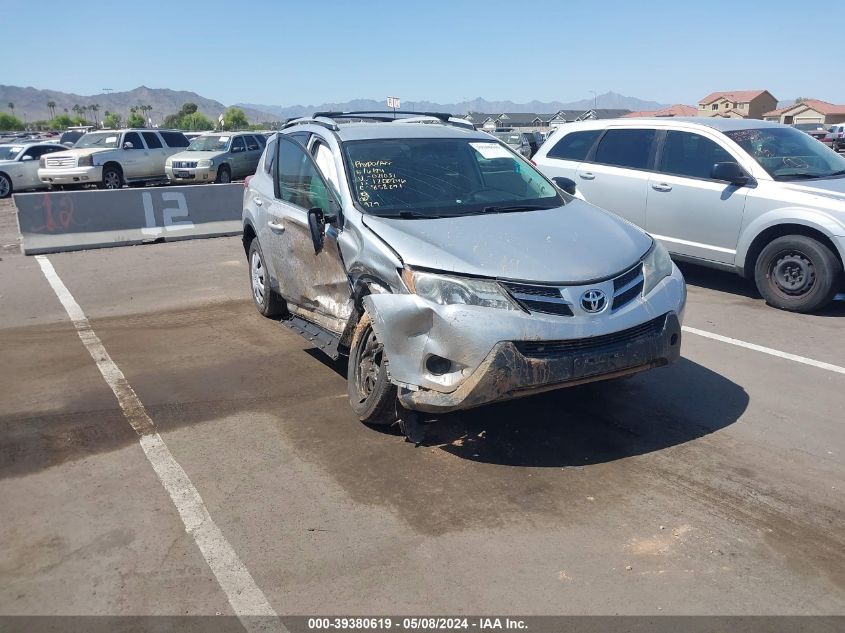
<box><xmin>422</xmin><ymin>358</ymin><xmax>749</xmax><ymax>467</ymax></box>
<box><xmin>677</xmin><ymin>261</ymin><xmax>845</xmax><ymax>316</ymax></box>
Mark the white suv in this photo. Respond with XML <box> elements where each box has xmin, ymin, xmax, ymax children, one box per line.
<box><xmin>38</xmin><ymin>129</ymin><xmax>190</xmax><ymax>189</ymax></box>
<box><xmin>534</xmin><ymin>118</ymin><xmax>845</xmax><ymax>312</ymax></box>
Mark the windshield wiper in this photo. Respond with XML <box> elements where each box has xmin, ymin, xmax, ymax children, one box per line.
<box><xmin>481</xmin><ymin>204</ymin><xmax>549</xmax><ymax>214</ymax></box>
<box><xmin>823</xmin><ymin>169</ymin><xmax>845</xmax><ymax>177</ymax></box>
<box><xmin>775</xmin><ymin>173</ymin><xmax>824</xmax><ymax>180</ymax></box>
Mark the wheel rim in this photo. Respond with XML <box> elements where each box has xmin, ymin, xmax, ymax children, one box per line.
<box><xmin>770</xmin><ymin>251</ymin><xmax>815</xmax><ymax>296</ymax></box>
<box><xmin>250</xmin><ymin>250</ymin><xmax>265</xmax><ymax>305</ymax></box>
<box><xmin>355</xmin><ymin>326</ymin><xmax>383</xmax><ymax>403</ymax></box>
<box><xmin>220</xmin><ymin>169</ymin><xmax>231</xmax><ymax>183</ymax></box>
<box><xmin>104</xmin><ymin>171</ymin><xmax>120</xmax><ymax>189</ymax></box>
<box><xmin>0</xmin><ymin>176</ymin><xmax>10</xmax><ymax>197</ymax></box>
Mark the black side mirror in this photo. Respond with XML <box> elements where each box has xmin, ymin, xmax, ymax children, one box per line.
<box><xmin>308</xmin><ymin>208</ymin><xmax>325</xmax><ymax>254</ymax></box>
<box><xmin>552</xmin><ymin>176</ymin><xmax>577</xmax><ymax>195</ymax></box>
<box><xmin>711</xmin><ymin>162</ymin><xmax>749</xmax><ymax>186</ymax></box>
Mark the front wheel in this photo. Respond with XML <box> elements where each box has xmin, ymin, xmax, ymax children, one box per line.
<box><xmin>347</xmin><ymin>313</ymin><xmax>398</xmax><ymax>425</ymax></box>
<box><xmin>754</xmin><ymin>235</ymin><xmax>841</xmax><ymax>312</ymax></box>
<box><xmin>100</xmin><ymin>166</ymin><xmax>122</xmax><ymax>190</ymax></box>
<box><xmin>215</xmin><ymin>165</ymin><xmax>231</xmax><ymax>184</ymax></box>
<box><xmin>0</xmin><ymin>173</ymin><xmax>12</xmax><ymax>199</ymax></box>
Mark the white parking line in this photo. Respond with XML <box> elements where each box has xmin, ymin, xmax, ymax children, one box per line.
<box><xmin>35</xmin><ymin>255</ymin><xmax>285</xmax><ymax>633</ymax></box>
<box><xmin>682</xmin><ymin>325</ymin><xmax>845</xmax><ymax>376</ymax></box>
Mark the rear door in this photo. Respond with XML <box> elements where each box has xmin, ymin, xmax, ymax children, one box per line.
<box><xmin>646</xmin><ymin>129</ymin><xmax>749</xmax><ymax>264</ymax></box>
<box><xmin>243</xmin><ymin>135</ymin><xmax>263</xmax><ymax>177</ymax></box>
<box><xmin>18</xmin><ymin>145</ymin><xmax>64</xmax><ymax>189</ymax></box>
<box><xmin>121</xmin><ymin>132</ymin><xmax>147</xmax><ymax>178</ymax></box>
<box><xmin>141</xmin><ymin>132</ymin><xmax>167</xmax><ymax>177</ymax></box>
<box><xmin>575</xmin><ymin>127</ymin><xmax>657</xmax><ymax>228</ymax></box>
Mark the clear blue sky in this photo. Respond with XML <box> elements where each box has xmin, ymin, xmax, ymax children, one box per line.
<box><xmin>7</xmin><ymin>0</ymin><xmax>844</xmax><ymax>106</ymax></box>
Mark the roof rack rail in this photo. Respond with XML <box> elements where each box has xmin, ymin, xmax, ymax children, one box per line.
<box><xmin>313</xmin><ymin>110</ymin><xmax>456</xmax><ymax>123</ymax></box>
<box><xmin>282</xmin><ymin>116</ymin><xmax>340</xmax><ymax>131</ymax></box>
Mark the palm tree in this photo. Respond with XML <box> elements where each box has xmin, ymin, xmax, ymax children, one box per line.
<box><xmin>90</xmin><ymin>103</ymin><xmax>100</xmax><ymax>127</ymax></box>
<box><xmin>47</xmin><ymin>100</ymin><xmax>56</xmax><ymax>118</ymax></box>
<box><xmin>7</xmin><ymin>102</ymin><xmax>14</xmax><ymax>116</ymax></box>
<box><xmin>71</xmin><ymin>104</ymin><xmax>81</xmax><ymax>121</ymax></box>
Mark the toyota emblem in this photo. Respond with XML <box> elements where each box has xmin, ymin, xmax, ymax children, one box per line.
<box><xmin>580</xmin><ymin>289</ymin><xmax>607</xmax><ymax>313</ymax></box>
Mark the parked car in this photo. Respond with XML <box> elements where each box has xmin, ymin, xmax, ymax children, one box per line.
<box><xmin>38</xmin><ymin>129</ymin><xmax>190</xmax><ymax>189</ymax></box>
<box><xmin>534</xmin><ymin>118</ymin><xmax>845</xmax><ymax>312</ymax></box>
<box><xmin>823</xmin><ymin>124</ymin><xmax>845</xmax><ymax>152</ymax></box>
<box><xmin>242</xmin><ymin>114</ymin><xmax>685</xmax><ymax>432</ymax></box>
<box><xmin>0</xmin><ymin>142</ymin><xmax>67</xmax><ymax>198</ymax></box>
<box><xmin>492</xmin><ymin>130</ymin><xmax>532</xmax><ymax>158</ymax></box>
<box><xmin>165</xmin><ymin>132</ymin><xmax>264</xmax><ymax>184</ymax></box>
<box><xmin>792</xmin><ymin>122</ymin><xmax>829</xmax><ymax>142</ymax></box>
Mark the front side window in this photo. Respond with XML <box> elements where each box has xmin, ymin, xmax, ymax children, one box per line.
<box><xmin>659</xmin><ymin>131</ymin><xmax>734</xmax><ymax>180</ymax></box>
<box><xmin>724</xmin><ymin>127</ymin><xmax>845</xmax><ymax>180</ymax></box>
<box><xmin>123</xmin><ymin>132</ymin><xmax>144</xmax><ymax>150</ymax></box>
<box><xmin>594</xmin><ymin>129</ymin><xmax>656</xmax><ymax>170</ymax></box>
<box><xmin>231</xmin><ymin>136</ymin><xmax>246</xmax><ymax>153</ymax></box>
<box><xmin>547</xmin><ymin>130</ymin><xmax>601</xmax><ymax>161</ymax></box>
<box><xmin>342</xmin><ymin>137</ymin><xmax>561</xmax><ymax>218</ymax></box>
<box><xmin>275</xmin><ymin>137</ymin><xmax>335</xmax><ymax>212</ymax></box>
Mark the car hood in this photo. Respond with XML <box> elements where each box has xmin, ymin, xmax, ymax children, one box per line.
<box><xmin>782</xmin><ymin>176</ymin><xmax>845</xmax><ymax>203</ymax></box>
<box><xmin>169</xmin><ymin>151</ymin><xmax>223</xmax><ymax>161</ymax></box>
<box><xmin>362</xmin><ymin>200</ymin><xmax>653</xmax><ymax>283</ymax></box>
<box><xmin>50</xmin><ymin>148</ymin><xmax>113</xmax><ymax>158</ymax></box>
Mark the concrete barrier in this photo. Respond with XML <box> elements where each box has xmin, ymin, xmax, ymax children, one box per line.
<box><xmin>14</xmin><ymin>183</ymin><xmax>243</xmax><ymax>255</ymax></box>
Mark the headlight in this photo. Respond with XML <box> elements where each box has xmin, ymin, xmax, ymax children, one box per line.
<box><xmin>39</xmin><ymin>157</ymin><xmax>46</xmax><ymax>168</ymax></box>
<box><xmin>642</xmin><ymin>241</ymin><xmax>673</xmax><ymax>296</ymax></box>
<box><xmin>402</xmin><ymin>269</ymin><xmax>519</xmax><ymax>311</ymax></box>
<box><xmin>165</xmin><ymin>160</ymin><xmax>172</xmax><ymax>167</ymax></box>
<box><xmin>77</xmin><ymin>155</ymin><xmax>93</xmax><ymax>167</ymax></box>
<box><xmin>198</xmin><ymin>159</ymin><xmax>213</xmax><ymax>168</ymax></box>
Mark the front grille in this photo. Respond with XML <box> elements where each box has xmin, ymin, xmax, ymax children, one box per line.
<box><xmin>45</xmin><ymin>156</ymin><xmax>76</xmax><ymax>168</ymax></box>
<box><xmin>501</xmin><ymin>281</ymin><xmax>574</xmax><ymax>316</ymax></box>
<box><xmin>172</xmin><ymin>160</ymin><xmax>198</xmax><ymax>169</ymax></box>
<box><xmin>611</xmin><ymin>263</ymin><xmax>644</xmax><ymax>311</ymax></box>
<box><xmin>514</xmin><ymin>314</ymin><xmax>666</xmax><ymax>359</ymax></box>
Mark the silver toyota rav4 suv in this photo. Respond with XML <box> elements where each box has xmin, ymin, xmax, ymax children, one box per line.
<box><xmin>242</xmin><ymin>112</ymin><xmax>686</xmax><ymax>432</ymax></box>
<box><xmin>534</xmin><ymin>118</ymin><xmax>845</xmax><ymax>312</ymax></box>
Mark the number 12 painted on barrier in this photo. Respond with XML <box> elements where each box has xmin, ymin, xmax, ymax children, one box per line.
<box><xmin>141</xmin><ymin>191</ymin><xmax>196</xmax><ymax>235</ymax></box>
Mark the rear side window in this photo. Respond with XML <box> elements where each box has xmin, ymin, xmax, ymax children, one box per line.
<box><xmin>594</xmin><ymin>129</ymin><xmax>656</xmax><ymax>170</ymax></box>
<box><xmin>142</xmin><ymin>132</ymin><xmax>163</xmax><ymax>149</ymax></box>
<box><xmin>659</xmin><ymin>131</ymin><xmax>734</xmax><ymax>180</ymax></box>
<box><xmin>547</xmin><ymin>130</ymin><xmax>601</xmax><ymax>161</ymax></box>
<box><xmin>245</xmin><ymin>135</ymin><xmax>261</xmax><ymax>151</ymax></box>
<box><xmin>160</xmin><ymin>131</ymin><xmax>190</xmax><ymax>148</ymax></box>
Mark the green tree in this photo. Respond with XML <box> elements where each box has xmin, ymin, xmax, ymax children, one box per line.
<box><xmin>181</xmin><ymin>102</ymin><xmax>198</xmax><ymax>115</ymax></box>
<box><xmin>181</xmin><ymin>111</ymin><xmax>213</xmax><ymax>131</ymax></box>
<box><xmin>0</xmin><ymin>112</ymin><xmax>24</xmax><ymax>130</ymax></box>
<box><xmin>103</xmin><ymin>112</ymin><xmax>122</xmax><ymax>128</ymax></box>
<box><xmin>126</xmin><ymin>111</ymin><xmax>146</xmax><ymax>128</ymax></box>
<box><xmin>222</xmin><ymin>107</ymin><xmax>248</xmax><ymax>130</ymax></box>
<box><xmin>47</xmin><ymin>100</ymin><xmax>56</xmax><ymax>118</ymax></box>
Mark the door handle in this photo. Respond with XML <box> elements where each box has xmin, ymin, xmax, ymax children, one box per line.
<box><xmin>579</xmin><ymin>172</ymin><xmax>595</xmax><ymax>180</ymax></box>
<box><xmin>253</xmin><ymin>196</ymin><xmax>263</xmax><ymax>206</ymax></box>
<box><xmin>268</xmin><ymin>219</ymin><xmax>285</xmax><ymax>232</ymax></box>
<box><xmin>651</xmin><ymin>183</ymin><xmax>672</xmax><ymax>192</ymax></box>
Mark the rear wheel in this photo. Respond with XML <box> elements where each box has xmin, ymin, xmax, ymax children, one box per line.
<box><xmin>248</xmin><ymin>239</ymin><xmax>285</xmax><ymax>317</ymax></box>
<box><xmin>347</xmin><ymin>313</ymin><xmax>398</xmax><ymax>426</ymax></box>
<box><xmin>754</xmin><ymin>235</ymin><xmax>841</xmax><ymax>312</ymax></box>
<box><xmin>0</xmin><ymin>173</ymin><xmax>12</xmax><ymax>199</ymax></box>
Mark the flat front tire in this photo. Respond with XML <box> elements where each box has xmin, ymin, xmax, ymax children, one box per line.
<box><xmin>347</xmin><ymin>313</ymin><xmax>398</xmax><ymax>426</ymax></box>
<box><xmin>248</xmin><ymin>239</ymin><xmax>285</xmax><ymax>317</ymax></box>
<box><xmin>754</xmin><ymin>235</ymin><xmax>841</xmax><ymax>312</ymax></box>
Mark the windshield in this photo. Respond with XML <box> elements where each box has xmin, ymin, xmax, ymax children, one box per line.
<box><xmin>493</xmin><ymin>132</ymin><xmax>522</xmax><ymax>146</ymax></box>
<box><xmin>793</xmin><ymin>123</ymin><xmax>826</xmax><ymax>132</ymax></box>
<box><xmin>343</xmin><ymin>137</ymin><xmax>563</xmax><ymax>218</ymax></box>
<box><xmin>187</xmin><ymin>135</ymin><xmax>231</xmax><ymax>152</ymax></box>
<box><xmin>0</xmin><ymin>146</ymin><xmax>23</xmax><ymax>161</ymax></box>
<box><xmin>724</xmin><ymin>127</ymin><xmax>845</xmax><ymax>180</ymax></box>
<box><xmin>75</xmin><ymin>132</ymin><xmax>121</xmax><ymax>149</ymax></box>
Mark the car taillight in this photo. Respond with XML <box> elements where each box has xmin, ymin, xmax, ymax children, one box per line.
<box><xmin>244</xmin><ymin>175</ymin><xmax>252</xmax><ymax>188</ymax></box>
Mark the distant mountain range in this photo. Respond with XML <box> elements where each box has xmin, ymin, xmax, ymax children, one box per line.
<box><xmin>0</xmin><ymin>85</ymin><xmax>278</xmax><ymax>124</ymax></box>
<box><xmin>0</xmin><ymin>85</ymin><xmax>668</xmax><ymax>126</ymax></box>
<box><xmin>237</xmin><ymin>91</ymin><xmax>668</xmax><ymax>119</ymax></box>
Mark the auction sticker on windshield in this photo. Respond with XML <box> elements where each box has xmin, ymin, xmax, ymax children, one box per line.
<box><xmin>470</xmin><ymin>142</ymin><xmax>512</xmax><ymax>159</ymax></box>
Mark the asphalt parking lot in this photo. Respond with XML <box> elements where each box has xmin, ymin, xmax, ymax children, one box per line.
<box><xmin>0</xmin><ymin>196</ymin><xmax>843</xmax><ymax>618</ymax></box>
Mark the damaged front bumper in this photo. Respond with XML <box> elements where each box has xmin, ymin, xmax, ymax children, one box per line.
<box><xmin>398</xmin><ymin>312</ymin><xmax>681</xmax><ymax>413</ymax></box>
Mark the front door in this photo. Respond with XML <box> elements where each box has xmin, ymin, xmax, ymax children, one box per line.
<box><xmin>646</xmin><ymin>130</ymin><xmax>749</xmax><ymax>265</ymax></box>
<box><xmin>267</xmin><ymin>135</ymin><xmax>351</xmax><ymax>332</ymax></box>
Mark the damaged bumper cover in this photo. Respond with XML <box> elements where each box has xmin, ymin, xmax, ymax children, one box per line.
<box><xmin>397</xmin><ymin>312</ymin><xmax>681</xmax><ymax>413</ymax></box>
